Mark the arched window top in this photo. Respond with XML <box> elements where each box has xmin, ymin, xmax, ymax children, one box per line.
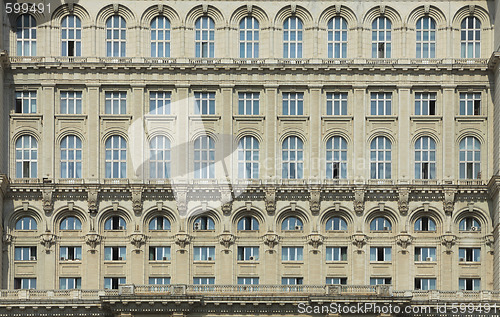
<box><xmin>149</xmin><ymin>135</ymin><xmax>171</xmax><ymax>179</ymax></box>
<box><xmin>326</xmin><ymin>136</ymin><xmax>348</xmax><ymax>179</ymax></box>
<box><xmin>238</xmin><ymin>136</ymin><xmax>259</xmax><ymax>179</ymax></box>
<box><xmin>283</xmin><ymin>17</ymin><xmax>303</xmax><ymax>58</ymax></box>
<box><xmin>60</xmin><ymin>216</ymin><xmax>82</xmax><ymax>230</ymax></box>
<box><xmin>414</xmin><ymin>216</ymin><xmax>436</xmax><ymax>231</ymax></box>
<box><xmin>105</xmin><ymin>15</ymin><xmax>126</xmax><ymax>57</ymax></box>
<box><xmin>327</xmin><ymin>17</ymin><xmax>347</xmax><ymax>58</ymax></box>
<box><xmin>104</xmin><ymin>215</ymin><xmax>126</xmax><ymax>230</ymax></box>
<box><xmin>459</xmin><ymin>217</ymin><xmax>481</xmax><ymax>232</ymax></box>
<box><xmin>193</xmin><ymin>216</ymin><xmax>215</xmax><ymax>231</ymax></box>
<box><xmin>460</xmin><ymin>16</ymin><xmax>481</xmax><ymax>58</ymax></box>
<box><xmin>282</xmin><ymin>216</ymin><xmax>303</xmax><ymax>231</ymax></box>
<box><xmin>459</xmin><ymin>136</ymin><xmax>481</xmax><ymax>179</ymax></box>
<box><xmin>15</xmin><ymin>216</ymin><xmax>37</xmax><ymax>230</ymax></box>
<box><xmin>370</xmin><ymin>217</ymin><xmax>392</xmax><ymax>231</ymax></box>
<box><xmin>372</xmin><ymin>16</ymin><xmax>392</xmax><ymax>29</ymax></box>
<box><xmin>326</xmin><ymin>217</ymin><xmax>347</xmax><ymax>231</ymax></box>
<box><xmin>150</xmin><ymin>16</ymin><xmax>171</xmax><ymax>58</ymax></box>
<box><xmin>61</xmin><ymin>15</ymin><xmax>82</xmax><ymax>56</ymax></box>
<box><xmin>105</xmin><ymin>135</ymin><xmax>127</xmax><ymax>179</ymax></box>
<box><xmin>239</xmin><ymin>16</ymin><xmax>259</xmax><ymax>58</ymax></box>
<box><xmin>282</xmin><ymin>136</ymin><xmax>304</xmax><ymax>179</ymax></box>
<box><xmin>459</xmin><ymin>136</ymin><xmax>481</xmax><ymax>148</ymax></box>
<box><xmin>15</xmin><ymin>135</ymin><xmax>38</xmax><ymax>178</ymax></box>
<box><xmin>416</xmin><ymin>16</ymin><xmax>436</xmax><ymax>58</ymax></box>
<box><xmin>149</xmin><ymin>216</ymin><xmax>171</xmax><ymax>230</ymax></box>
<box><xmin>195</xmin><ymin>16</ymin><xmax>215</xmax><ymax>58</ymax></box>
<box><xmin>237</xmin><ymin>216</ymin><xmax>259</xmax><ymax>231</ymax></box>
<box><xmin>194</xmin><ymin>135</ymin><xmax>215</xmax><ymax>179</ymax></box>
<box><xmin>371</xmin><ymin>17</ymin><xmax>391</xmax><ymax>58</ymax></box>
<box><xmin>16</xmin><ymin>14</ymin><xmax>37</xmax><ymax>56</ymax></box>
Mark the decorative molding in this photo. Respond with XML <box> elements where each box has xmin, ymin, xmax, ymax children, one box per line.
<box><xmin>265</xmin><ymin>187</ymin><xmax>276</xmax><ymax>215</ymax></box>
<box><xmin>218</xmin><ymin>232</ymin><xmax>236</xmax><ymax>250</ymax></box>
<box><xmin>468</xmin><ymin>5</ymin><xmax>475</xmax><ymax>15</ymax></box>
<box><xmin>175</xmin><ymin>233</ymin><xmax>191</xmax><ymax>249</ymax></box>
<box><xmin>129</xmin><ymin>233</ymin><xmax>147</xmax><ymax>251</ymax></box>
<box><xmin>485</xmin><ymin>235</ymin><xmax>495</xmax><ymax>254</ymax></box>
<box><xmin>441</xmin><ymin>234</ymin><xmax>457</xmax><ymax>254</ymax></box>
<box><xmin>351</xmin><ymin>233</ymin><xmax>367</xmax><ymax>253</ymax></box>
<box><xmin>398</xmin><ymin>188</ymin><xmax>409</xmax><ymax>215</ymax></box>
<box><xmin>174</xmin><ymin>187</ymin><xmax>188</xmax><ymax>216</ymax></box>
<box><xmin>443</xmin><ymin>190</ymin><xmax>455</xmax><ymax>215</ymax></box>
<box><xmin>85</xmin><ymin>233</ymin><xmax>101</xmax><ymax>250</ymax></box>
<box><xmin>220</xmin><ymin>189</ymin><xmax>233</xmax><ymax>216</ymax></box>
<box><xmin>262</xmin><ymin>232</ymin><xmax>280</xmax><ymax>251</ymax></box>
<box><xmin>354</xmin><ymin>188</ymin><xmax>364</xmax><ymax>214</ymax></box>
<box><xmin>246</xmin><ymin>4</ymin><xmax>252</xmax><ymax>15</ymax></box>
<box><xmin>2</xmin><ymin>234</ymin><xmax>13</xmax><ymax>251</ymax></box>
<box><xmin>42</xmin><ymin>187</ymin><xmax>54</xmax><ymax>214</ymax></box>
<box><xmin>307</xmin><ymin>233</ymin><xmax>324</xmax><ymax>249</ymax></box>
<box><xmin>424</xmin><ymin>4</ymin><xmax>430</xmax><ymax>15</ymax></box>
<box><xmin>131</xmin><ymin>187</ymin><xmax>143</xmax><ymax>215</ymax></box>
<box><xmin>87</xmin><ymin>187</ymin><xmax>99</xmax><ymax>214</ymax></box>
<box><xmin>39</xmin><ymin>231</ymin><xmax>57</xmax><ymax>253</ymax></box>
<box><xmin>309</xmin><ymin>187</ymin><xmax>321</xmax><ymax>215</ymax></box>
<box><xmin>379</xmin><ymin>5</ymin><xmax>386</xmax><ymax>15</ymax></box>
<box><xmin>290</xmin><ymin>4</ymin><xmax>296</xmax><ymax>15</ymax></box>
<box><xmin>396</xmin><ymin>233</ymin><xmax>413</xmax><ymax>253</ymax></box>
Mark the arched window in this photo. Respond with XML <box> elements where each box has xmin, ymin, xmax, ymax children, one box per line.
<box><xmin>194</xmin><ymin>216</ymin><xmax>215</xmax><ymax>230</ymax></box>
<box><xmin>282</xmin><ymin>136</ymin><xmax>304</xmax><ymax>179</ymax></box>
<box><xmin>237</xmin><ymin>216</ymin><xmax>259</xmax><ymax>230</ymax></box>
<box><xmin>414</xmin><ymin>217</ymin><xmax>436</xmax><ymax>231</ymax></box>
<box><xmin>16</xmin><ymin>14</ymin><xmax>36</xmax><ymax>56</ymax></box>
<box><xmin>327</xmin><ymin>17</ymin><xmax>347</xmax><ymax>58</ymax></box>
<box><xmin>239</xmin><ymin>17</ymin><xmax>259</xmax><ymax>58</ymax></box>
<box><xmin>150</xmin><ymin>136</ymin><xmax>171</xmax><ymax>179</ymax></box>
<box><xmin>194</xmin><ymin>136</ymin><xmax>215</xmax><ymax>179</ymax></box>
<box><xmin>283</xmin><ymin>17</ymin><xmax>303</xmax><ymax>58</ymax></box>
<box><xmin>151</xmin><ymin>16</ymin><xmax>170</xmax><ymax>57</ymax></box>
<box><xmin>105</xmin><ymin>136</ymin><xmax>127</xmax><ymax>178</ymax></box>
<box><xmin>238</xmin><ymin>136</ymin><xmax>259</xmax><ymax>179</ymax></box>
<box><xmin>415</xmin><ymin>136</ymin><xmax>436</xmax><ymax>179</ymax></box>
<box><xmin>370</xmin><ymin>217</ymin><xmax>391</xmax><ymax>231</ymax></box>
<box><xmin>60</xmin><ymin>216</ymin><xmax>82</xmax><ymax>230</ymax></box>
<box><xmin>416</xmin><ymin>17</ymin><xmax>436</xmax><ymax>58</ymax></box>
<box><xmin>61</xmin><ymin>135</ymin><xmax>82</xmax><ymax>178</ymax></box>
<box><xmin>195</xmin><ymin>17</ymin><xmax>215</xmax><ymax>57</ymax></box>
<box><xmin>459</xmin><ymin>217</ymin><xmax>481</xmax><ymax>231</ymax></box>
<box><xmin>61</xmin><ymin>15</ymin><xmax>82</xmax><ymax>56</ymax></box>
<box><xmin>461</xmin><ymin>17</ymin><xmax>481</xmax><ymax>58</ymax></box>
<box><xmin>15</xmin><ymin>217</ymin><xmax>37</xmax><ymax>230</ymax></box>
<box><xmin>104</xmin><ymin>216</ymin><xmax>126</xmax><ymax>230</ymax></box>
<box><xmin>459</xmin><ymin>137</ymin><xmax>481</xmax><ymax>179</ymax></box>
<box><xmin>372</xmin><ymin>17</ymin><xmax>391</xmax><ymax>58</ymax></box>
<box><xmin>15</xmin><ymin>135</ymin><xmax>37</xmax><ymax>178</ymax></box>
<box><xmin>370</xmin><ymin>136</ymin><xmax>391</xmax><ymax>179</ymax></box>
<box><xmin>282</xmin><ymin>216</ymin><xmax>303</xmax><ymax>230</ymax></box>
<box><xmin>326</xmin><ymin>136</ymin><xmax>347</xmax><ymax>179</ymax></box>
<box><xmin>149</xmin><ymin>216</ymin><xmax>171</xmax><ymax>230</ymax></box>
<box><xmin>326</xmin><ymin>217</ymin><xmax>347</xmax><ymax>231</ymax></box>
<box><xmin>106</xmin><ymin>15</ymin><xmax>126</xmax><ymax>57</ymax></box>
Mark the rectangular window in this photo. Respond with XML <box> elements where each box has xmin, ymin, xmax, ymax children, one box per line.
<box><xmin>60</xmin><ymin>91</ymin><xmax>83</xmax><ymax>114</ymax></box>
<box><xmin>60</xmin><ymin>246</ymin><xmax>82</xmax><ymax>261</ymax></box>
<box><xmin>415</xmin><ymin>278</ymin><xmax>436</xmax><ymax>290</ymax></box>
<box><xmin>14</xmin><ymin>247</ymin><xmax>37</xmax><ymax>261</ymax></box>
<box><xmin>193</xmin><ymin>246</ymin><xmax>216</xmax><ymax>261</ymax></box>
<box><xmin>370</xmin><ymin>278</ymin><xmax>392</xmax><ymax>285</ymax></box>
<box><xmin>15</xmin><ymin>91</ymin><xmax>37</xmax><ymax>113</ymax></box>
<box><xmin>104</xmin><ymin>277</ymin><xmax>126</xmax><ymax>289</ymax></box>
<box><xmin>105</xmin><ymin>92</ymin><xmax>127</xmax><ymax>114</ymax></box>
<box><xmin>459</xmin><ymin>278</ymin><xmax>480</xmax><ymax>291</ymax></box>
<box><xmin>104</xmin><ymin>246</ymin><xmax>126</xmax><ymax>261</ymax></box>
<box><xmin>370</xmin><ymin>247</ymin><xmax>391</xmax><ymax>262</ymax></box>
<box><xmin>282</xmin><ymin>92</ymin><xmax>304</xmax><ymax>115</ymax></box>
<box><xmin>237</xmin><ymin>247</ymin><xmax>259</xmax><ymax>261</ymax></box>
<box><xmin>193</xmin><ymin>277</ymin><xmax>215</xmax><ymax>285</ymax></box>
<box><xmin>326</xmin><ymin>247</ymin><xmax>348</xmax><ymax>261</ymax></box>
<box><xmin>415</xmin><ymin>92</ymin><xmax>436</xmax><ymax>115</ymax></box>
<box><xmin>237</xmin><ymin>277</ymin><xmax>259</xmax><ymax>285</ymax></box>
<box><xmin>458</xmin><ymin>248</ymin><xmax>480</xmax><ymax>262</ymax></box>
<box><xmin>238</xmin><ymin>92</ymin><xmax>260</xmax><ymax>115</ymax></box>
<box><xmin>194</xmin><ymin>92</ymin><xmax>215</xmax><ymax>115</ymax></box>
<box><xmin>370</xmin><ymin>92</ymin><xmax>392</xmax><ymax>115</ymax></box>
<box><xmin>14</xmin><ymin>278</ymin><xmax>36</xmax><ymax>289</ymax></box>
<box><xmin>149</xmin><ymin>91</ymin><xmax>171</xmax><ymax>115</ymax></box>
<box><xmin>326</xmin><ymin>277</ymin><xmax>347</xmax><ymax>285</ymax></box>
<box><xmin>326</xmin><ymin>92</ymin><xmax>347</xmax><ymax>115</ymax></box>
<box><xmin>281</xmin><ymin>277</ymin><xmax>303</xmax><ymax>285</ymax></box>
<box><xmin>281</xmin><ymin>247</ymin><xmax>304</xmax><ymax>261</ymax></box>
<box><xmin>149</xmin><ymin>277</ymin><xmax>171</xmax><ymax>285</ymax></box>
<box><xmin>149</xmin><ymin>246</ymin><xmax>171</xmax><ymax>261</ymax></box>
<box><xmin>459</xmin><ymin>93</ymin><xmax>481</xmax><ymax>115</ymax></box>
<box><xmin>414</xmin><ymin>247</ymin><xmax>436</xmax><ymax>262</ymax></box>
<box><xmin>59</xmin><ymin>277</ymin><xmax>81</xmax><ymax>289</ymax></box>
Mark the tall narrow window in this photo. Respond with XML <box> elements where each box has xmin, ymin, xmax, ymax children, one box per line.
<box><xmin>149</xmin><ymin>136</ymin><xmax>171</xmax><ymax>179</ymax></box>
<box><xmin>461</xmin><ymin>17</ymin><xmax>481</xmax><ymax>58</ymax></box>
<box><xmin>239</xmin><ymin>17</ymin><xmax>259</xmax><ymax>58</ymax></box>
<box><xmin>283</xmin><ymin>17</ymin><xmax>303</xmax><ymax>58</ymax></box>
<box><xmin>282</xmin><ymin>92</ymin><xmax>303</xmax><ymax>115</ymax></box>
<box><xmin>372</xmin><ymin>17</ymin><xmax>391</xmax><ymax>58</ymax></box>
<box><xmin>326</xmin><ymin>136</ymin><xmax>347</xmax><ymax>179</ymax></box>
<box><xmin>459</xmin><ymin>137</ymin><xmax>481</xmax><ymax>179</ymax></box>
<box><xmin>16</xmin><ymin>14</ymin><xmax>37</xmax><ymax>56</ymax></box>
<box><xmin>459</xmin><ymin>92</ymin><xmax>481</xmax><ymax>115</ymax></box>
<box><xmin>370</xmin><ymin>92</ymin><xmax>392</xmax><ymax>115</ymax></box>
<box><xmin>15</xmin><ymin>91</ymin><xmax>37</xmax><ymax>113</ymax></box>
<box><xmin>151</xmin><ymin>16</ymin><xmax>170</xmax><ymax>57</ymax></box>
<box><xmin>415</xmin><ymin>136</ymin><xmax>436</xmax><ymax>179</ymax></box>
<box><xmin>195</xmin><ymin>17</ymin><xmax>215</xmax><ymax>58</ymax></box>
<box><xmin>15</xmin><ymin>135</ymin><xmax>37</xmax><ymax>178</ymax></box>
<box><xmin>149</xmin><ymin>92</ymin><xmax>171</xmax><ymax>115</ymax></box>
<box><xmin>105</xmin><ymin>92</ymin><xmax>126</xmax><ymax>114</ymax></box>
<box><xmin>61</xmin><ymin>135</ymin><xmax>82</xmax><ymax>178</ymax></box>
<box><xmin>327</xmin><ymin>17</ymin><xmax>347</xmax><ymax>58</ymax></box>
<box><xmin>106</xmin><ymin>15</ymin><xmax>126</xmax><ymax>57</ymax></box>
<box><xmin>326</xmin><ymin>92</ymin><xmax>347</xmax><ymax>116</ymax></box>
<box><xmin>238</xmin><ymin>136</ymin><xmax>259</xmax><ymax>179</ymax></box>
<box><xmin>415</xmin><ymin>92</ymin><xmax>436</xmax><ymax>115</ymax></box>
<box><xmin>416</xmin><ymin>17</ymin><xmax>436</xmax><ymax>58</ymax></box>
<box><xmin>105</xmin><ymin>135</ymin><xmax>127</xmax><ymax>178</ymax></box>
<box><xmin>238</xmin><ymin>92</ymin><xmax>259</xmax><ymax>115</ymax></box>
<box><xmin>61</xmin><ymin>15</ymin><xmax>82</xmax><ymax>56</ymax></box>
<box><xmin>282</xmin><ymin>136</ymin><xmax>304</xmax><ymax>179</ymax></box>
<box><xmin>194</xmin><ymin>136</ymin><xmax>215</xmax><ymax>179</ymax></box>
<box><xmin>370</xmin><ymin>137</ymin><xmax>391</xmax><ymax>179</ymax></box>
<box><xmin>60</xmin><ymin>91</ymin><xmax>82</xmax><ymax>114</ymax></box>
<box><xmin>194</xmin><ymin>92</ymin><xmax>215</xmax><ymax>115</ymax></box>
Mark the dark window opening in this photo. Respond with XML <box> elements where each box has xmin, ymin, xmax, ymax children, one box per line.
<box><xmin>474</xmin><ymin>100</ymin><xmax>480</xmax><ymax>115</ymax></box>
<box><xmin>429</xmin><ymin>100</ymin><xmax>436</xmax><ymax>115</ymax></box>
<box><xmin>378</xmin><ymin>43</ymin><xmax>385</xmax><ymax>58</ymax></box>
<box><xmin>15</xmin><ymin>99</ymin><xmax>22</xmax><ymax>113</ymax></box>
<box><xmin>68</xmin><ymin>41</ymin><xmax>75</xmax><ymax>57</ymax></box>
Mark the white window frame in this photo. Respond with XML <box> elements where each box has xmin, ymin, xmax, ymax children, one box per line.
<box><xmin>283</xmin><ymin>17</ymin><xmax>303</xmax><ymax>58</ymax></box>
<box><xmin>195</xmin><ymin>17</ymin><xmax>215</xmax><ymax>58</ymax></box>
<box><xmin>459</xmin><ymin>278</ymin><xmax>480</xmax><ymax>291</ymax></box>
<box><xmin>459</xmin><ymin>137</ymin><xmax>481</xmax><ymax>179</ymax></box>
<box><xmin>414</xmin><ymin>247</ymin><xmax>436</xmax><ymax>261</ymax></box>
<box><xmin>238</xmin><ymin>277</ymin><xmax>259</xmax><ymax>285</ymax></box>
<box><xmin>105</xmin><ymin>92</ymin><xmax>127</xmax><ymax>114</ymax></box>
<box><xmin>370</xmin><ymin>247</ymin><xmax>392</xmax><ymax>262</ymax></box>
<box><xmin>105</xmin><ymin>135</ymin><xmax>127</xmax><ymax>178</ymax></box>
<box><xmin>149</xmin><ymin>91</ymin><xmax>171</xmax><ymax>115</ymax></box>
<box><xmin>104</xmin><ymin>277</ymin><xmax>126</xmax><ymax>289</ymax></box>
<box><xmin>370</xmin><ymin>136</ymin><xmax>392</xmax><ymax>179</ymax></box>
<box><xmin>415</xmin><ymin>92</ymin><xmax>436</xmax><ymax>115</ymax></box>
<box><xmin>282</xmin><ymin>92</ymin><xmax>304</xmax><ymax>115</ymax></box>
<box><xmin>16</xmin><ymin>91</ymin><xmax>37</xmax><ymax>113</ymax></box>
<box><xmin>151</xmin><ymin>16</ymin><xmax>171</xmax><ymax>58</ymax></box>
<box><xmin>326</xmin><ymin>247</ymin><xmax>347</xmax><ymax>262</ymax></box>
<box><xmin>149</xmin><ymin>216</ymin><xmax>171</xmax><ymax>231</ymax></box>
<box><xmin>459</xmin><ymin>92</ymin><xmax>481</xmax><ymax>116</ymax></box>
<box><xmin>104</xmin><ymin>246</ymin><xmax>126</xmax><ymax>261</ymax></box>
<box><xmin>326</xmin><ymin>217</ymin><xmax>347</xmax><ymax>231</ymax></box>
<box><xmin>416</xmin><ymin>17</ymin><xmax>436</xmax><ymax>58</ymax></box>
<box><xmin>149</xmin><ymin>246</ymin><xmax>171</xmax><ymax>261</ymax></box>
<box><xmin>61</xmin><ymin>15</ymin><xmax>82</xmax><ymax>57</ymax></box>
<box><xmin>60</xmin><ymin>246</ymin><xmax>82</xmax><ymax>261</ymax></box>
<box><xmin>239</xmin><ymin>17</ymin><xmax>259</xmax><ymax>58</ymax></box>
<box><xmin>193</xmin><ymin>246</ymin><xmax>216</xmax><ymax>261</ymax></box>
<box><xmin>60</xmin><ymin>91</ymin><xmax>82</xmax><ymax>114</ymax></box>
<box><xmin>149</xmin><ymin>135</ymin><xmax>171</xmax><ymax>179</ymax></box>
<box><xmin>194</xmin><ymin>92</ymin><xmax>215</xmax><ymax>115</ymax></box>
<box><xmin>326</xmin><ymin>136</ymin><xmax>348</xmax><ymax>179</ymax></box>
<box><xmin>193</xmin><ymin>136</ymin><xmax>215</xmax><ymax>179</ymax></box>
<box><xmin>461</xmin><ymin>17</ymin><xmax>481</xmax><ymax>58</ymax></box>
<box><xmin>60</xmin><ymin>135</ymin><xmax>83</xmax><ymax>179</ymax></box>
<box><xmin>282</xmin><ymin>136</ymin><xmax>304</xmax><ymax>179</ymax></box>
<box><xmin>60</xmin><ymin>216</ymin><xmax>82</xmax><ymax>230</ymax></box>
<box><xmin>149</xmin><ymin>277</ymin><xmax>171</xmax><ymax>285</ymax></box>
<box><xmin>281</xmin><ymin>216</ymin><xmax>303</xmax><ymax>231</ymax></box>
<box><xmin>238</xmin><ymin>136</ymin><xmax>259</xmax><ymax>179</ymax></box>
<box><xmin>327</xmin><ymin>17</ymin><xmax>347</xmax><ymax>58</ymax></box>
<box><xmin>15</xmin><ymin>135</ymin><xmax>38</xmax><ymax>178</ymax></box>
<box><xmin>59</xmin><ymin>277</ymin><xmax>81</xmax><ymax>289</ymax></box>
<box><xmin>415</xmin><ymin>136</ymin><xmax>436</xmax><ymax>180</ymax></box>
<box><xmin>238</xmin><ymin>92</ymin><xmax>259</xmax><ymax>115</ymax></box>
<box><xmin>370</xmin><ymin>92</ymin><xmax>392</xmax><ymax>115</ymax></box>
<box><xmin>372</xmin><ymin>17</ymin><xmax>391</xmax><ymax>58</ymax></box>
<box><xmin>415</xmin><ymin>278</ymin><xmax>436</xmax><ymax>290</ymax></box>
<box><xmin>326</xmin><ymin>92</ymin><xmax>347</xmax><ymax>116</ymax></box>
<box><xmin>106</xmin><ymin>15</ymin><xmax>126</xmax><ymax>57</ymax></box>
<box><xmin>237</xmin><ymin>246</ymin><xmax>259</xmax><ymax>261</ymax></box>
<box><xmin>281</xmin><ymin>246</ymin><xmax>303</xmax><ymax>261</ymax></box>
<box><xmin>16</xmin><ymin>14</ymin><xmax>37</xmax><ymax>56</ymax></box>
<box><xmin>15</xmin><ymin>217</ymin><xmax>37</xmax><ymax>230</ymax></box>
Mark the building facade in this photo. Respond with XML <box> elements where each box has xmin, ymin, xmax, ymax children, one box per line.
<box><xmin>1</xmin><ymin>0</ymin><xmax>500</xmax><ymax>316</ymax></box>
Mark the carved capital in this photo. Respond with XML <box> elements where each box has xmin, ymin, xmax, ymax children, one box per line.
<box><xmin>262</xmin><ymin>233</ymin><xmax>280</xmax><ymax>250</ymax></box>
<box><xmin>174</xmin><ymin>188</ymin><xmax>188</xmax><ymax>216</ymax></box>
<box><xmin>87</xmin><ymin>187</ymin><xmax>99</xmax><ymax>214</ymax></box>
<box><xmin>485</xmin><ymin>235</ymin><xmax>495</xmax><ymax>254</ymax></box>
<box><xmin>131</xmin><ymin>187</ymin><xmax>143</xmax><ymax>215</ymax></box>
<box><xmin>441</xmin><ymin>234</ymin><xmax>457</xmax><ymax>253</ymax></box>
<box><xmin>2</xmin><ymin>234</ymin><xmax>13</xmax><ymax>251</ymax></box>
<box><xmin>85</xmin><ymin>233</ymin><xmax>101</xmax><ymax>250</ymax></box>
<box><xmin>443</xmin><ymin>190</ymin><xmax>456</xmax><ymax>215</ymax></box>
<box><xmin>307</xmin><ymin>233</ymin><xmax>324</xmax><ymax>249</ymax></box>
<box><xmin>396</xmin><ymin>233</ymin><xmax>413</xmax><ymax>253</ymax></box>
<box><xmin>354</xmin><ymin>188</ymin><xmax>365</xmax><ymax>214</ymax></box>
<box><xmin>398</xmin><ymin>188</ymin><xmax>409</xmax><ymax>215</ymax></box>
<box><xmin>351</xmin><ymin>233</ymin><xmax>367</xmax><ymax>252</ymax></box>
<box><xmin>220</xmin><ymin>189</ymin><xmax>233</xmax><ymax>216</ymax></box>
<box><xmin>218</xmin><ymin>232</ymin><xmax>236</xmax><ymax>249</ymax></box>
<box><xmin>42</xmin><ymin>187</ymin><xmax>54</xmax><ymax>214</ymax></box>
<box><xmin>309</xmin><ymin>188</ymin><xmax>321</xmax><ymax>215</ymax></box>
<box><xmin>39</xmin><ymin>232</ymin><xmax>57</xmax><ymax>253</ymax></box>
<box><xmin>175</xmin><ymin>233</ymin><xmax>191</xmax><ymax>249</ymax></box>
<box><xmin>265</xmin><ymin>187</ymin><xmax>276</xmax><ymax>215</ymax></box>
<box><xmin>129</xmin><ymin>233</ymin><xmax>147</xmax><ymax>250</ymax></box>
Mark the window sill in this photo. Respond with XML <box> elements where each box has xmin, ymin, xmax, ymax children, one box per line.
<box><xmin>369</xmin><ymin>230</ymin><xmax>392</xmax><ymax>233</ymax></box>
<box><xmin>100</xmin><ymin>114</ymin><xmax>132</xmax><ymax>120</ymax></box>
<box><xmin>410</xmin><ymin>115</ymin><xmax>442</xmax><ymax>121</ymax></box>
<box><xmin>189</xmin><ymin>115</ymin><xmax>221</xmax><ymax>121</ymax></box>
<box><xmin>326</xmin><ymin>261</ymin><xmax>348</xmax><ymax>264</ymax></box>
<box><xmin>59</xmin><ymin>259</ymin><xmax>82</xmax><ymax>263</ymax></box>
<box><xmin>321</xmin><ymin>116</ymin><xmax>353</xmax><ymax>121</ymax></box>
<box><xmin>455</xmin><ymin>116</ymin><xmax>487</xmax><ymax>122</ymax></box>
<box><xmin>365</xmin><ymin>115</ymin><xmax>398</xmax><ymax>121</ymax></box>
<box><xmin>14</xmin><ymin>260</ymin><xmax>37</xmax><ymax>263</ymax></box>
<box><xmin>237</xmin><ymin>260</ymin><xmax>260</xmax><ymax>264</ymax></box>
<box><xmin>277</xmin><ymin>115</ymin><xmax>309</xmax><ymax>121</ymax></box>
<box><xmin>325</xmin><ymin>230</ymin><xmax>348</xmax><ymax>234</ymax></box>
<box><xmin>370</xmin><ymin>261</ymin><xmax>392</xmax><ymax>264</ymax></box>
<box><xmin>193</xmin><ymin>261</ymin><xmax>215</xmax><ymax>264</ymax></box>
<box><xmin>104</xmin><ymin>260</ymin><xmax>126</xmax><ymax>263</ymax></box>
<box><xmin>458</xmin><ymin>262</ymin><xmax>481</xmax><ymax>265</ymax></box>
<box><xmin>10</xmin><ymin>114</ymin><xmax>42</xmax><ymax>119</ymax></box>
<box><xmin>55</xmin><ymin>114</ymin><xmax>88</xmax><ymax>119</ymax></box>
<box><xmin>282</xmin><ymin>261</ymin><xmax>304</xmax><ymax>264</ymax></box>
<box><xmin>415</xmin><ymin>261</ymin><xmax>437</xmax><ymax>264</ymax></box>
<box><xmin>233</xmin><ymin>115</ymin><xmax>265</xmax><ymax>121</ymax></box>
<box><xmin>144</xmin><ymin>114</ymin><xmax>177</xmax><ymax>121</ymax></box>
<box><xmin>149</xmin><ymin>260</ymin><xmax>171</xmax><ymax>263</ymax></box>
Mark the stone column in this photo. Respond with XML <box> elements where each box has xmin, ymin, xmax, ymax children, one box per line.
<box><xmin>41</xmin><ymin>83</ymin><xmax>55</xmax><ymax>179</ymax></box>
<box><xmin>86</xmin><ymin>84</ymin><xmax>101</xmax><ymax>180</ymax></box>
<box><xmin>219</xmin><ymin>85</ymin><xmax>234</xmax><ymax>180</ymax></box>
<box><xmin>130</xmin><ymin>84</ymin><xmax>145</xmax><ymax>181</ymax></box>
<box><xmin>174</xmin><ymin>84</ymin><xmax>190</xmax><ymax>179</ymax></box>
<box><xmin>352</xmin><ymin>86</ymin><xmax>367</xmax><ymax>181</ymax></box>
<box><xmin>308</xmin><ymin>85</ymin><xmax>322</xmax><ymax>179</ymax></box>
<box><xmin>263</xmin><ymin>85</ymin><xmax>278</xmax><ymax>179</ymax></box>
<box><xmin>398</xmin><ymin>86</ymin><xmax>411</xmax><ymax>180</ymax></box>
<box><xmin>442</xmin><ymin>85</ymin><xmax>456</xmax><ymax>181</ymax></box>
